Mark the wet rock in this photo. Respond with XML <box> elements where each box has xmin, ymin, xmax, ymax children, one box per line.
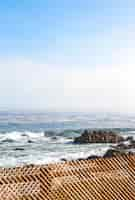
<box><xmin>126</xmin><ymin>136</ymin><xmax>134</xmax><ymax>142</ymax></box>
<box><xmin>130</xmin><ymin>140</ymin><xmax>135</xmax><ymax>146</ymax></box>
<box><xmin>61</xmin><ymin>158</ymin><xmax>67</xmax><ymax>162</ymax></box>
<box><xmin>114</xmin><ymin>143</ymin><xmax>129</xmax><ymax>150</ymax></box>
<box><xmin>74</xmin><ymin>130</ymin><xmax>124</xmax><ymax>144</ymax></box>
<box><xmin>111</xmin><ymin>139</ymin><xmax>135</xmax><ymax>151</ymax></box>
<box><xmin>2</xmin><ymin>139</ymin><xmax>14</xmax><ymax>143</ymax></box>
<box><xmin>67</xmin><ymin>137</ymin><xmax>73</xmax><ymax>140</ymax></box>
<box><xmin>21</xmin><ymin>133</ymin><xmax>27</xmax><ymax>137</ymax></box>
<box><xmin>103</xmin><ymin>149</ymin><xmax>135</xmax><ymax>158</ymax></box>
<box><xmin>103</xmin><ymin>149</ymin><xmax>126</xmax><ymax>158</ymax></box>
<box><xmin>51</xmin><ymin>136</ymin><xmax>57</xmax><ymax>140</ymax></box>
<box><xmin>44</xmin><ymin>131</ymin><xmax>56</xmax><ymax>137</ymax></box>
<box><xmin>86</xmin><ymin>155</ymin><xmax>101</xmax><ymax>160</ymax></box>
<box><xmin>27</xmin><ymin>140</ymin><xmax>34</xmax><ymax>143</ymax></box>
<box><xmin>14</xmin><ymin>148</ymin><xmax>25</xmax><ymax>151</ymax></box>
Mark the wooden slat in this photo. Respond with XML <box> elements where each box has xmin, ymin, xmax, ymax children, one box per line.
<box><xmin>0</xmin><ymin>155</ymin><xmax>134</xmax><ymax>199</ymax></box>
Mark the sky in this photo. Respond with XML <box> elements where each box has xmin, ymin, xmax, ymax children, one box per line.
<box><xmin>0</xmin><ymin>0</ymin><xmax>135</xmax><ymax>113</ymax></box>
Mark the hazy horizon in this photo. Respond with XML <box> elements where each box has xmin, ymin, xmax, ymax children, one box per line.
<box><xmin>0</xmin><ymin>1</ymin><xmax>135</xmax><ymax>113</ymax></box>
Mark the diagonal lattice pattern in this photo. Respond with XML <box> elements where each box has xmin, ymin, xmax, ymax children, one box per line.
<box><xmin>0</xmin><ymin>155</ymin><xmax>135</xmax><ymax>199</ymax></box>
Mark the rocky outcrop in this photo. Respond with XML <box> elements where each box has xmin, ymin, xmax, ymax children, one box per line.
<box><xmin>103</xmin><ymin>149</ymin><xmax>134</xmax><ymax>158</ymax></box>
<box><xmin>111</xmin><ymin>140</ymin><xmax>135</xmax><ymax>150</ymax></box>
<box><xmin>125</xmin><ymin>136</ymin><xmax>134</xmax><ymax>142</ymax></box>
<box><xmin>86</xmin><ymin>155</ymin><xmax>101</xmax><ymax>160</ymax></box>
<box><xmin>61</xmin><ymin>150</ymin><xmax>134</xmax><ymax>163</ymax></box>
<box><xmin>103</xmin><ymin>149</ymin><xmax>125</xmax><ymax>158</ymax></box>
<box><xmin>74</xmin><ymin>130</ymin><xmax>124</xmax><ymax>144</ymax></box>
<box><xmin>61</xmin><ymin>155</ymin><xmax>101</xmax><ymax>162</ymax></box>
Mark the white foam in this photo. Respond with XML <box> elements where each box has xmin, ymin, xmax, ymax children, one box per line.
<box><xmin>50</xmin><ymin>136</ymin><xmax>73</xmax><ymax>144</ymax></box>
<box><xmin>0</xmin><ymin>130</ymin><xmax>134</xmax><ymax>167</ymax></box>
<box><xmin>0</xmin><ymin>131</ymin><xmax>47</xmax><ymax>143</ymax></box>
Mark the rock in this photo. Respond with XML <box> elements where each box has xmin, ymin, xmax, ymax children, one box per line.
<box><xmin>103</xmin><ymin>149</ymin><xmax>126</xmax><ymax>158</ymax></box>
<box><xmin>61</xmin><ymin>148</ymin><xmax>135</xmax><ymax>163</ymax></box>
<box><xmin>103</xmin><ymin>148</ymin><xmax>135</xmax><ymax>158</ymax></box>
<box><xmin>126</xmin><ymin>136</ymin><xmax>134</xmax><ymax>142</ymax></box>
<box><xmin>27</xmin><ymin>140</ymin><xmax>34</xmax><ymax>143</ymax></box>
<box><xmin>61</xmin><ymin>158</ymin><xmax>67</xmax><ymax>162</ymax></box>
<box><xmin>125</xmin><ymin>140</ymin><xmax>135</xmax><ymax>149</ymax></box>
<box><xmin>74</xmin><ymin>129</ymin><xmax>124</xmax><ymax>144</ymax></box>
<box><xmin>115</xmin><ymin>143</ymin><xmax>129</xmax><ymax>150</ymax></box>
<box><xmin>44</xmin><ymin>131</ymin><xmax>56</xmax><ymax>137</ymax></box>
<box><xmin>21</xmin><ymin>133</ymin><xmax>27</xmax><ymax>137</ymax></box>
<box><xmin>86</xmin><ymin>155</ymin><xmax>101</xmax><ymax>160</ymax></box>
<box><xmin>2</xmin><ymin>139</ymin><xmax>14</xmax><ymax>143</ymax></box>
<box><xmin>51</xmin><ymin>136</ymin><xmax>57</xmax><ymax>140</ymax></box>
<box><xmin>14</xmin><ymin>148</ymin><xmax>25</xmax><ymax>151</ymax></box>
<box><xmin>130</xmin><ymin>140</ymin><xmax>135</xmax><ymax>146</ymax></box>
<box><xmin>67</xmin><ymin>137</ymin><xmax>73</xmax><ymax>140</ymax></box>
<box><xmin>111</xmin><ymin>139</ymin><xmax>135</xmax><ymax>151</ymax></box>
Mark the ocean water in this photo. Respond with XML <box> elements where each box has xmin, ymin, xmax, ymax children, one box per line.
<box><xmin>0</xmin><ymin>111</ymin><xmax>135</xmax><ymax>167</ymax></box>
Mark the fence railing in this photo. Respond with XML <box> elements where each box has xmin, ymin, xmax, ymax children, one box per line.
<box><xmin>0</xmin><ymin>155</ymin><xmax>135</xmax><ymax>200</ymax></box>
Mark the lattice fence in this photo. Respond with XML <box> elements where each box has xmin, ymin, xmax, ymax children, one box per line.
<box><xmin>0</xmin><ymin>155</ymin><xmax>135</xmax><ymax>200</ymax></box>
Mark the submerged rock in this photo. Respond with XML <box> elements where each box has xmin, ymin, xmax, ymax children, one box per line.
<box><xmin>67</xmin><ymin>137</ymin><xmax>74</xmax><ymax>140</ymax></box>
<box><xmin>2</xmin><ymin>139</ymin><xmax>14</xmax><ymax>143</ymax></box>
<box><xmin>74</xmin><ymin>130</ymin><xmax>124</xmax><ymax>144</ymax></box>
<box><xmin>44</xmin><ymin>131</ymin><xmax>56</xmax><ymax>137</ymax></box>
<box><xmin>14</xmin><ymin>147</ymin><xmax>25</xmax><ymax>151</ymax></box>
<box><xmin>27</xmin><ymin>140</ymin><xmax>34</xmax><ymax>143</ymax></box>
<box><xmin>51</xmin><ymin>136</ymin><xmax>57</xmax><ymax>140</ymax></box>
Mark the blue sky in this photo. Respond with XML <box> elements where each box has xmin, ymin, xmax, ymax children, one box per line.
<box><xmin>0</xmin><ymin>0</ymin><xmax>132</xmax><ymax>59</ymax></box>
<box><xmin>0</xmin><ymin>0</ymin><xmax>135</xmax><ymax>112</ymax></box>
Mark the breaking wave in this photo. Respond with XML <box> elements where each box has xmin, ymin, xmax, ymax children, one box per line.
<box><xmin>0</xmin><ymin>128</ymin><xmax>134</xmax><ymax>167</ymax></box>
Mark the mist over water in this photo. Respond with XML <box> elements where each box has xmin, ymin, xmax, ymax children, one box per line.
<box><xmin>0</xmin><ymin>111</ymin><xmax>135</xmax><ymax>167</ymax></box>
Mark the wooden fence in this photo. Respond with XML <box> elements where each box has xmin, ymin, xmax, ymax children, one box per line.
<box><xmin>0</xmin><ymin>155</ymin><xmax>135</xmax><ymax>200</ymax></box>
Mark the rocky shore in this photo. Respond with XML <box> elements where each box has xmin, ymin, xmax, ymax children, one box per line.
<box><xmin>61</xmin><ymin>129</ymin><xmax>135</xmax><ymax>162</ymax></box>
<box><xmin>74</xmin><ymin>129</ymin><xmax>125</xmax><ymax>144</ymax></box>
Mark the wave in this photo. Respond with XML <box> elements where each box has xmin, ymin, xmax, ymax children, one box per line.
<box><xmin>0</xmin><ymin>128</ymin><xmax>135</xmax><ymax>143</ymax></box>
<box><xmin>0</xmin><ymin>144</ymin><xmax>111</xmax><ymax>167</ymax></box>
<box><xmin>0</xmin><ymin>129</ymin><xmax>134</xmax><ymax>167</ymax></box>
<box><xmin>0</xmin><ymin>131</ymin><xmax>74</xmax><ymax>144</ymax></box>
<box><xmin>0</xmin><ymin>131</ymin><xmax>46</xmax><ymax>143</ymax></box>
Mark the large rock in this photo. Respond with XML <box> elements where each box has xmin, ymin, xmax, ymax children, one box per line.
<box><xmin>103</xmin><ymin>149</ymin><xmax>134</xmax><ymax>158</ymax></box>
<box><xmin>74</xmin><ymin>130</ymin><xmax>124</xmax><ymax>144</ymax></box>
<box><xmin>103</xmin><ymin>149</ymin><xmax>125</xmax><ymax>158</ymax></box>
<box><xmin>125</xmin><ymin>136</ymin><xmax>134</xmax><ymax>142</ymax></box>
<box><xmin>111</xmin><ymin>140</ymin><xmax>135</xmax><ymax>150</ymax></box>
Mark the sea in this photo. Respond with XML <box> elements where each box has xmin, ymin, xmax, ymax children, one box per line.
<box><xmin>0</xmin><ymin>111</ymin><xmax>135</xmax><ymax>168</ymax></box>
